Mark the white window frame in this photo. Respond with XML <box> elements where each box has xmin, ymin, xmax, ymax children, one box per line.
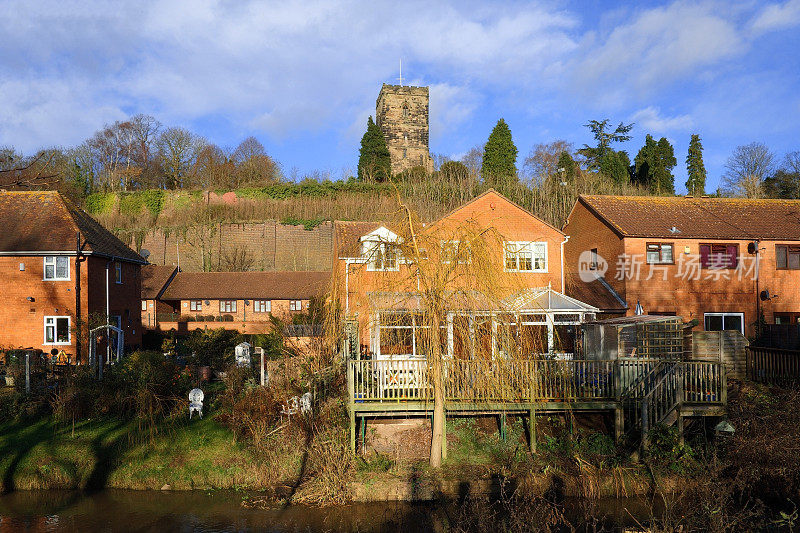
<box><xmin>190</xmin><ymin>300</ymin><xmax>202</xmax><ymax>311</ymax></box>
<box><xmin>219</xmin><ymin>300</ymin><xmax>237</xmax><ymax>313</ymax></box>
<box><xmin>115</xmin><ymin>262</ymin><xmax>123</xmax><ymax>284</ymax></box>
<box><xmin>43</xmin><ymin>256</ymin><xmax>70</xmax><ymax>281</ymax></box>
<box><xmin>44</xmin><ymin>316</ymin><xmax>71</xmax><ymax>345</ymax></box>
<box><xmin>141</xmin><ymin>300</ymin><xmax>147</xmax><ymax>311</ymax></box>
<box><xmin>703</xmin><ymin>312</ymin><xmax>744</xmax><ymax>335</ymax></box>
<box><xmin>290</xmin><ymin>300</ymin><xmax>302</xmax><ymax>311</ymax></box>
<box><xmin>364</xmin><ymin>241</ymin><xmax>400</xmax><ymax>272</ymax></box>
<box><xmin>504</xmin><ymin>241</ymin><xmax>548</xmax><ymax>273</ymax></box>
<box><xmin>254</xmin><ymin>300</ymin><xmax>271</xmax><ymax>313</ymax></box>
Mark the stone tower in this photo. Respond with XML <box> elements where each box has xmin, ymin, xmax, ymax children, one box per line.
<box><xmin>375</xmin><ymin>83</ymin><xmax>434</xmax><ymax>175</ymax></box>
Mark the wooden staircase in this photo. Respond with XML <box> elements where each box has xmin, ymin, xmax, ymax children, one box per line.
<box><xmin>621</xmin><ymin>360</ymin><xmax>726</xmax><ymax>449</ymax></box>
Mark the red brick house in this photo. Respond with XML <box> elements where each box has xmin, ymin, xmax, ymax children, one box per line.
<box><xmin>334</xmin><ymin>190</ymin><xmax>602</xmax><ymax>358</ymax></box>
<box><xmin>563</xmin><ymin>195</ymin><xmax>800</xmax><ymax>336</ymax></box>
<box><xmin>142</xmin><ymin>270</ymin><xmax>330</xmax><ymax>334</ymax></box>
<box><xmin>141</xmin><ymin>265</ymin><xmax>179</xmax><ymax>329</ymax></box>
<box><xmin>0</xmin><ymin>191</ymin><xmax>145</xmax><ymax>360</ymax></box>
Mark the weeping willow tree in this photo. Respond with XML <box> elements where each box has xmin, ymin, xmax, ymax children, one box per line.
<box><xmin>331</xmin><ymin>190</ymin><xmax>565</xmax><ymax>467</ymax></box>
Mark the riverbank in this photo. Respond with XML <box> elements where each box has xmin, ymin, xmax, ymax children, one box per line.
<box><xmin>2</xmin><ymin>373</ymin><xmax>799</xmax><ymax>531</ymax></box>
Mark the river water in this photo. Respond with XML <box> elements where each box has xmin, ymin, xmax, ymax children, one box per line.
<box><xmin>0</xmin><ymin>489</ymin><xmax>656</xmax><ymax>532</ymax></box>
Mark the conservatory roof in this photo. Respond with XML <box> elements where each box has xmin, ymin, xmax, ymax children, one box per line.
<box><xmin>367</xmin><ymin>287</ymin><xmax>598</xmax><ymax>314</ymax></box>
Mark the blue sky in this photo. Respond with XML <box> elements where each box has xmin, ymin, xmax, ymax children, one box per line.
<box><xmin>1</xmin><ymin>0</ymin><xmax>799</xmax><ymax>193</ymax></box>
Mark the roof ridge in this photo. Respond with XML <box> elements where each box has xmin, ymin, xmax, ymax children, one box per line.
<box><xmin>429</xmin><ymin>189</ymin><xmax>565</xmax><ymax>235</ymax></box>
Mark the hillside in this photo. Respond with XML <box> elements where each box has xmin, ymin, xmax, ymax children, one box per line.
<box><xmin>85</xmin><ymin>177</ymin><xmax>650</xmax><ymax>272</ymax></box>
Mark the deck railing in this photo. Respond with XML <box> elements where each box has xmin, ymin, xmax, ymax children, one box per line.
<box><xmin>747</xmin><ymin>346</ymin><xmax>800</xmax><ymax>384</ymax></box>
<box><xmin>349</xmin><ymin>357</ymin><xmax>727</xmax><ymax>407</ymax></box>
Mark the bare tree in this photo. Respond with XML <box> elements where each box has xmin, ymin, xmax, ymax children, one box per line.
<box><xmin>193</xmin><ymin>143</ymin><xmax>233</xmax><ymax>189</ymax></box>
<box><xmin>722</xmin><ymin>142</ymin><xmax>776</xmax><ymax>198</ymax></box>
<box><xmin>157</xmin><ymin>127</ymin><xmax>201</xmax><ymax>189</ymax></box>
<box><xmin>461</xmin><ymin>144</ymin><xmax>484</xmax><ymax>186</ymax></box>
<box><xmin>215</xmin><ymin>246</ymin><xmax>256</xmax><ymax>271</ymax></box>
<box><xmin>522</xmin><ymin>140</ymin><xmax>574</xmax><ymax>187</ymax></box>
<box><xmin>0</xmin><ymin>149</ymin><xmax>60</xmax><ymax>189</ymax></box>
<box><xmin>232</xmin><ymin>136</ymin><xmax>279</xmax><ymax>187</ymax></box>
<box><xmin>129</xmin><ymin>114</ymin><xmax>162</xmax><ymax>187</ymax></box>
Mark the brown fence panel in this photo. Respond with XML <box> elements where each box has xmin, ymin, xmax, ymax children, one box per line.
<box><xmin>746</xmin><ymin>346</ymin><xmax>800</xmax><ymax>384</ymax></box>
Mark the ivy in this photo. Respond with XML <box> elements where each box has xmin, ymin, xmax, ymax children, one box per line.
<box><xmin>280</xmin><ymin>216</ymin><xmax>327</xmax><ymax>230</ymax></box>
<box><xmin>84</xmin><ymin>192</ymin><xmax>116</xmax><ymax>215</ymax></box>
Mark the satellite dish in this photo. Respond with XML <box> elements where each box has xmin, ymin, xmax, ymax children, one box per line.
<box><xmin>747</xmin><ymin>242</ymin><xmax>757</xmax><ymax>254</ymax></box>
<box><xmin>140</xmin><ymin>248</ymin><xmax>151</xmax><ymax>260</ymax></box>
<box><xmin>760</xmin><ymin>289</ymin><xmax>771</xmax><ymax>301</ymax></box>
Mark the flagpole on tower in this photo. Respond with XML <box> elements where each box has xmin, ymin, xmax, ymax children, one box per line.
<box><xmin>397</xmin><ymin>59</ymin><xmax>403</xmax><ymax>86</ymax></box>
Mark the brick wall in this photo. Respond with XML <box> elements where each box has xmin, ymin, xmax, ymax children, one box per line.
<box><xmin>336</xmin><ymin>191</ymin><xmax>570</xmax><ymax>349</ymax></box>
<box><xmin>0</xmin><ymin>255</ymin><xmax>141</xmax><ymax>358</ymax></box>
<box><xmin>562</xmin><ymin>201</ymin><xmax>626</xmax><ymax>298</ymax></box>
<box><xmin>563</xmin><ymin>201</ymin><xmax>800</xmax><ymax>336</ymax></box>
<box><xmin>138</xmin><ymin>221</ymin><xmax>333</xmax><ymax>272</ymax></box>
<box><xmin>165</xmin><ymin>298</ymin><xmax>309</xmax><ymax>323</ymax></box>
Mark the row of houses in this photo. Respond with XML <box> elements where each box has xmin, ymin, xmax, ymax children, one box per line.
<box><xmin>2</xmin><ymin>190</ymin><xmax>800</xmax><ymax>361</ymax></box>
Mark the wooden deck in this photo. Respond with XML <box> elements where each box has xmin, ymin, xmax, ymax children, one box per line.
<box><xmin>347</xmin><ymin>357</ymin><xmax>726</xmax><ymax>452</ymax></box>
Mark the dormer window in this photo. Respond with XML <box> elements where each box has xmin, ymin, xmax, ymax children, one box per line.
<box><xmin>361</xmin><ymin>226</ymin><xmax>401</xmax><ymax>272</ymax></box>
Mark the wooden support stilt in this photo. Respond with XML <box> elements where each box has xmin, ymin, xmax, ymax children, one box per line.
<box><xmin>615</xmin><ymin>407</ymin><xmax>624</xmax><ymax>444</ymax></box>
<box><xmin>677</xmin><ymin>410</ymin><xmax>685</xmax><ymax>447</ymax></box>
<box><xmin>349</xmin><ymin>409</ymin><xmax>356</xmax><ymax>452</ymax></box>
<box><xmin>529</xmin><ymin>408</ymin><xmax>537</xmax><ymax>454</ymax></box>
<box><xmin>500</xmin><ymin>413</ymin><xmax>507</xmax><ymax>441</ymax></box>
<box><xmin>360</xmin><ymin>416</ymin><xmax>366</xmax><ymax>451</ymax></box>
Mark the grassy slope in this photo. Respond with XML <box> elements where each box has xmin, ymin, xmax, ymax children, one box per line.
<box><xmin>0</xmin><ymin>415</ymin><xmax>280</xmax><ymax>491</ymax></box>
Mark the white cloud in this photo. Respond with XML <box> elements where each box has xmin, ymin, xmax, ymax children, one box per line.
<box><xmin>750</xmin><ymin>0</ymin><xmax>800</xmax><ymax>35</ymax></box>
<box><xmin>572</xmin><ymin>1</ymin><xmax>743</xmax><ymax>105</ymax></box>
<box><xmin>631</xmin><ymin>106</ymin><xmax>694</xmax><ymax>133</ymax></box>
<box><xmin>429</xmin><ymin>83</ymin><xmax>480</xmax><ymax>144</ymax></box>
<box><xmin>0</xmin><ymin>0</ymin><xmax>581</xmax><ymax>151</ymax></box>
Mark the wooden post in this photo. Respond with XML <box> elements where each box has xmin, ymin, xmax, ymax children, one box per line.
<box><xmin>499</xmin><ymin>412</ymin><xmax>507</xmax><ymax>441</ymax></box>
<box><xmin>260</xmin><ymin>348</ymin><xmax>266</xmax><ymax>386</ymax></box>
<box><xmin>614</xmin><ymin>407</ymin><xmax>624</xmax><ymax>444</ymax></box>
<box><xmin>529</xmin><ymin>408</ymin><xmax>537</xmax><ymax>453</ymax></box>
<box><xmin>677</xmin><ymin>410</ymin><xmax>685</xmax><ymax>447</ymax></box>
<box><xmin>348</xmin><ymin>361</ymin><xmax>356</xmax><ymax>453</ymax></box>
<box><xmin>641</xmin><ymin>401</ymin><xmax>649</xmax><ymax>454</ymax></box>
<box><xmin>25</xmin><ymin>352</ymin><xmax>30</xmax><ymax>394</ymax></box>
<box><xmin>360</xmin><ymin>416</ymin><xmax>366</xmax><ymax>451</ymax></box>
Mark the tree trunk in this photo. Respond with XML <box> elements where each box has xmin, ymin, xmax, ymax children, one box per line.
<box><xmin>429</xmin><ymin>310</ymin><xmax>445</xmax><ymax>468</ymax></box>
<box><xmin>430</xmin><ymin>358</ymin><xmax>444</xmax><ymax>468</ymax></box>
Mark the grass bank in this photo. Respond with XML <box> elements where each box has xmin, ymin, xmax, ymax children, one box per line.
<box><xmin>0</xmin><ymin>415</ymin><xmax>287</xmax><ymax>491</ymax></box>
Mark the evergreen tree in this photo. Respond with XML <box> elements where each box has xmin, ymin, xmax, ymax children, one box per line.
<box><xmin>685</xmin><ymin>134</ymin><xmax>707</xmax><ymax>196</ymax></box>
<box><xmin>481</xmin><ymin>119</ymin><xmax>518</xmax><ymax>187</ymax></box>
<box><xmin>578</xmin><ymin>119</ymin><xmax>634</xmax><ymax>171</ymax></box>
<box><xmin>600</xmin><ymin>150</ymin><xmax>631</xmax><ymax>184</ymax></box>
<box><xmin>556</xmin><ymin>150</ymin><xmax>579</xmax><ymax>182</ymax></box>
<box><xmin>357</xmin><ymin>116</ymin><xmax>391</xmax><ymax>181</ymax></box>
<box><xmin>634</xmin><ymin>135</ymin><xmax>676</xmax><ymax>194</ymax></box>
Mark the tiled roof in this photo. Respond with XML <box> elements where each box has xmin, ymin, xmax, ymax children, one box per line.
<box><xmin>565</xmin><ymin>275</ymin><xmax>628</xmax><ymax>313</ymax></box>
<box><xmin>160</xmin><ymin>271</ymin><xmax>331</xmax><ymax>300</ymax></box>
<box><xmin>0</xmin><ymin>191</ymin><xmax>145</xmax><ymax>262</ymax></box>
<box><xmin>577</xmin><ymin>195</ymin><xmax>800</xmax><ymax>240</ymax></box>
<box><xmin>141</xmin><ymin>265</ymin><xmax>178</xmax><ymax>299</ymax></box>
<box><xmin>335</xmin><ymin>220</ymin><xmax>383</xmax><ymax>258</ymax></box>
